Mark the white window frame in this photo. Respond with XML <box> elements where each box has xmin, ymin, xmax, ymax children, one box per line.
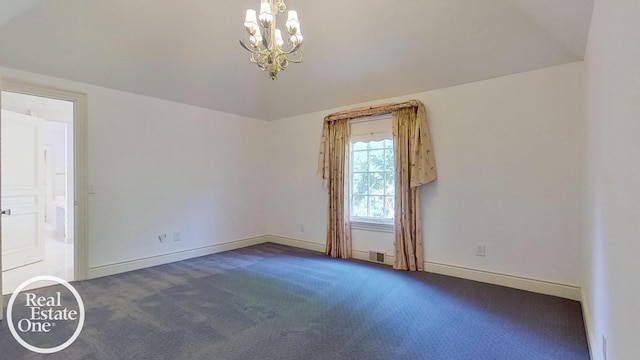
<box><xmin>348</xmin><ymin>114</ymin><xmax>395</xmax><ymax>233</ymax></box>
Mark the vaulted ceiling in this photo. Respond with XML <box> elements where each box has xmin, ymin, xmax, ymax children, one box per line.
<box><xmin>0</xmin><ymin>1</ymin><xmax>593</xmax><ymax>120</ymax></box>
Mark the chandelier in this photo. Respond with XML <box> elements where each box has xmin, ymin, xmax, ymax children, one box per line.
<box><xmin>240</xmin><ymin>0</ymin><xmax>304</xmax><ymax>80</ymax></box>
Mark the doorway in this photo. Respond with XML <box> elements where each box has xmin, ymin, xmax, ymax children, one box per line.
<box><xmin>1</xmin><ymin>91</ymin><xmax>75</xmax><ymax>295</ymax></box>
<box><xmin>0</xmin><ymin>79</ymin><xmax>88</xmax><ymax>309</ymax></box>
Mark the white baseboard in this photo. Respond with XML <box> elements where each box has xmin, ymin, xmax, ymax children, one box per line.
<box><xmin>423</xmin><ymin>261</ymin><xmax>582</xmax><ymax>301</ymax></box>
<box><xmin>264</xmin><ymin>235</ymin><xmax>582</xmax><ymax>301</ymax></box>
<box><xmin>88</xmin><ymin>234</ymin><xmax>582</xmax><ymax>303</ymax></box>
<box><xmin>581</xmin><ymin>289</ymin><xmax>596</xmax><ymax>360</ymax></box>
<box><xmin>264</xmin><ymin>235</ymin><xmax>326</xmax><ymax>252</ymax></box>
<box><xmin>352</xmin><ymin>249</ymin><xmax>395</xmax><ymax>266</ymax></box>
<box><xmin>265</xmin><ymin>235</ymin><xmax>397</xmax><ymax>267</ymax></box>
<box><xmin>87</xmin><ymin>235</ymin><xmax>268</xmax><ymax>279</ymax></box>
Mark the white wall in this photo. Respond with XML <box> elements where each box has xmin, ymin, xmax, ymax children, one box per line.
<box><xmin>0</xmin><ymin>67</ymin><xmax>269</xmax><ymax>270</ymax></box>
<box><xmin>43</xmin><ymin>120</ymin><xmax>66</xmax><ymax>195</ymax></box>
<box><xmin>583</xmin><ymin>0</ymin><xmax>640</xmax><ymax>359</ymax></box>
<box><xmin>269</xmin><ymin>62</ymin><xmax>585</xmax><ymax>286</ymax></box>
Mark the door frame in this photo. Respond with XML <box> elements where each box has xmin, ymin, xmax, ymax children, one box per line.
<box><xmin>0</xmin><ymin>79</ymin><xmax>89</xmax><ymax>308</ymax></box>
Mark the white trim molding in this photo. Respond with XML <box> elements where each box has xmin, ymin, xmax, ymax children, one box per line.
<box><xmin>352</xmin><ymin>248</ymin><xmax>395</xmax><ymax>266</ymax></box>
<box><xmin>87</xmin><ymin>234</ymin><xmax>582</xmax><ymax>303</ymax></box>
<box><xmin>263</xmin><ymin>235</ymin><xmax>325</xmax><ymax>252</ymax></box>
<box><xmin>263</xmin><ymin>235</ymin><xmax>582</xmax><ymax>301</ymax></box>
<box><xmin>580</xmin><ymin>289</ymin><xmax>596</xmax><ymax>359</ymax></box>
<box><xmin>88</xmin><ymin>235</ymin><xmax>267</xmax><ymax>279</ymax></box>
<box><xmin>266</xmin><ymin>235</ymin><xmax>397</xmax><ymax>266</ymax></box>
<box><xmin>350</xmin><ymin>221</ymin><xmax>394</xmax><ymax>233</ymax></box>
<box><xmin>423</xmin><ymin>261</ymin><xmax>582</xmax><ymax>301</ymax></box>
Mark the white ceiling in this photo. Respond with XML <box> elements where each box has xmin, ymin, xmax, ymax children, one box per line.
<box><xmin>0</xmin><ymin>0</ymin><xmax>593</xmax><ymax>120</ymax></box>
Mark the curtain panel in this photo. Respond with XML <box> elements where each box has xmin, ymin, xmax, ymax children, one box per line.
<box><xmin>317</xmin><ymin>119</ymin><xmax>352</xmax><ymax>259</ymax></box>
<box><xmin>392</xmin><ymin>103</ymin><xmax>436</xmax><ymax>271</ymax></box>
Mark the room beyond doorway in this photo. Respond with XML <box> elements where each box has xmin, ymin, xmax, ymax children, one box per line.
<box><xmin>1</xmin><ymin>91</ymin><xmax>75</xmax><ymax>295</ymax></box>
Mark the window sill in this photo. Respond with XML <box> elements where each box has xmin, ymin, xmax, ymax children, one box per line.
<box><xmin>350</xmin><ymin>220</ymin><xmax>394</xmax><ymax>233</ymax></box>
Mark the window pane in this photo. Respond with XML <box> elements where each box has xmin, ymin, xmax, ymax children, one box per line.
<box><xmin>352</xmin><ymin>195</ymin><xmax>368</xmax><ymax>217</ymax></box>
<box><xmin>383</xmin><ymin>149</ymin><xmax>394</xmax><ymax>172</ymax></box>
<box><xmin>385</xmin><ymin>172</ymin><xmax>395</xmax><ymax>195</ymax></box>
<box><xmin>352</xmin><ymin>141</ymin><xmax>368</xmax><ymax>151</ymax></box>
<box><xmin>368</xmin><ymin>140</ymin><xmax>386</xmax><ymax>150</ymax></box>
<box><xmin>369</xmin><ymin>173</ymin><xmax>384</xmax><ymax>195</ymax></box>
<box><xmin>352</xmin><ymin>173</ymin><xmax>368</xmax><ymax>195</ymax></box>
<box><xmin>384</xmin><ymin>196</ymin><xmax>395</xmax><ymax>219</ymax></box>
<box><xmin>369</xmin><ymin>196</ymin><xmax>385</xmax><ymax>217</ymax></box>
<box><xmin>350</xmin><ymin>136</ymin><xmax>395</xmax><ymax>221</ymax></box>
<box><xmin>368</xmin><ymin>150</ymin><xmax>384</xmax><ymax>171</ymax></box>
<box><xmin>352</xmin><ymin>150</ymin><xmax>368</xmax><ymax>172</ymax></box>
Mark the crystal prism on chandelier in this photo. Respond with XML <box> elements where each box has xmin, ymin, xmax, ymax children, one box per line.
<box><xmin>240</xmin><ymin>0</ymin><xmax>304</xmax><ymax>79</ymax></box>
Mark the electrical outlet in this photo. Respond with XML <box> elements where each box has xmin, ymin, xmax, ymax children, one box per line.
<box><xmin>602</xmin><ymin>335</ymin><xmax>607</xmax><ymax>360</ymax></box>
<box><xmin>158</xmin><ymin>234</ymin><xmax>167</xmax><ymax>243</ymax></box>
<box><xmin>173</xmin><ymin>232</ymin><xmax>181</xmax><ymax>241</ymax></box>
<box><xmin>476</xmin><ymin>245</ymin><xmax>486</xmax><ymax>257</ymax></box>
<box><xmin>299</xmin><ymin>224</ymin><xmax>305</xmax><ymax>232</ymax></box>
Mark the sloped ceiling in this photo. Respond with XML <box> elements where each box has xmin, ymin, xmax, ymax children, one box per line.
<box><xmin>0</xmin><ymin>0</ymin><xmax>593</xmax><ymax>120</ymax></box>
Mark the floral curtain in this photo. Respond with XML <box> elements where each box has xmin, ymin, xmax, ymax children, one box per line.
<box><xmin>317</xmin><ymin>118</ymin><xmax>352</xmax><ymax>259</ymax></box>
<box><xmin>392</xmin><ymin>103</ymin><xmax>436</xmax><ymax>270</ymax></box>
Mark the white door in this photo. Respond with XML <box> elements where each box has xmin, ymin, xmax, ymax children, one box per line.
<box><xmin>1</xmin><ymin>109</ymin><xmax>45</xmax><ymax>272</ymax></box>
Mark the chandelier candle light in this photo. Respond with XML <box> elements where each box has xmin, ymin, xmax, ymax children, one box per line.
<box><xmin>240</xmin><ymin>0</ymin><xmax>303</xmax><ymax>79</ymax></box>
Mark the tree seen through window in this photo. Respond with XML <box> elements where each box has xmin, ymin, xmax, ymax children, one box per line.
<box><xmin>351</xmin><ymin>138</ymin><xmax>394</xmax><ymax>221</ymax></box>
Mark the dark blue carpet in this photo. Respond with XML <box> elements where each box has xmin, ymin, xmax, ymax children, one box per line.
<box><xmin>1</xmin><ymin>243</ymin><xmax>590</xmax><ymax>359</ymax></box>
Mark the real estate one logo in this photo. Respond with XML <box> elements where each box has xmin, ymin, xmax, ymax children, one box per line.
<box><xmin>7</xmin><ymin>276</ymin><xmax>85</xmax><ymax>354</ymax></box>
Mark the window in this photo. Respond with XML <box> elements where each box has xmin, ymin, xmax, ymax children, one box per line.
<box><xmin>349</xmin><ymin>116</ymin><xmax>394</xmax><ymax>230</ymax></box>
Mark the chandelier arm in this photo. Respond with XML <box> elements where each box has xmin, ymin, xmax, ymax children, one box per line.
<box><xmin>285</xmin><ymin>51</ymin><xmax>303</xmax><ymax>63</ymax></box>
<box><xmin>239</xmin><ymin>39</ymin><xmax>261</xmax><ymax>55</ymax></box>
<box><xmin>255</xmin><ymin>52</ymin><xmax>270</xmax><ymax>69</ymax></box>
<box><xmin>281</xmin><ymin>44</ymin><xmax>302</xmax><ymax>55</ymax></box>
<box><xmin>280</xmin><ymin>58</ymin><xmax>289</xmax><ymax>71</ymax></box>
<box><xmin>249</xmin><ymin>52</ymin><xmax>260</xmax><ymax>65</ymax></box>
